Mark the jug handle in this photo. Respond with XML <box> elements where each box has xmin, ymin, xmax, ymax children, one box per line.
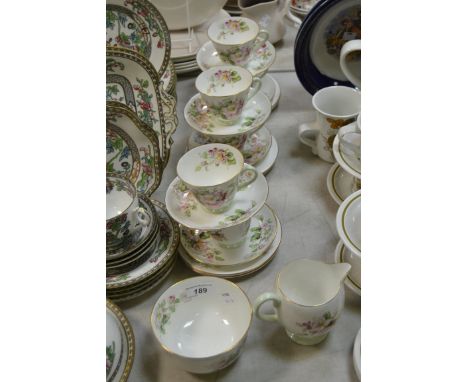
<box><xmin>254</xmin><ymin>292</ymin><xmax>281</xmax><ymax>322</ymax></box>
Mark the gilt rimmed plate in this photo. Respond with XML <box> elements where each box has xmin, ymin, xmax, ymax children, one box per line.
<box><xmin>106</xmin><ymin>0</ymin><xmax>171</xmax><ymax>77</ymax></box>
<box><xmin>334</xmin><ymin>240</ymin><xmax>360</xmax><ymax>296</ymax></box>
<box><xmin>332</xmin><ymin>133</ymin><xmax>360</xmax><ymax>179</ymax></box>
<box><xmin>181</xmin><ymin>204</ymin><xmax>277</xmax><ymax>266</ymax></box>
<box><xmin>106</xmin><ymin>199</ymin><xmax>180</xmax><ymax>289</ymax></box>
<box><xmin>326</xmin><ymin>162</ymin><xmax>356</xmax><ymax>204</ymax></box>
<box><xmin>184</xmin><ymin>92</ymin><xmax>271</xmax><ymax>137</ymax></box>
<box><xmin>256</xmin><ymin>136</ymin><xmax>278</xmax><ymax>175</ymax></box>
<box><xmin>165</xmin><ymin>165</ymin><xmax>268</xmax><ymax>230</ymax></box>
<box><xmin>197</xmin><ymin>40</ymin><xmax>276</xmax><ymax>78</ymax></box>
<box><xmin>179</xmin><ymin>213</ymin><xmax>281</xmax><ymax>278</ymax></box>
<box><xmin>106</xmin><ymin>47</ymin><xmax>178</xmax><ymax>167</ymax></box>
<box><xmin>336</xmin><ymin>189</ymin><xmax>361</xmax><ymax>255</ymax></box>
<box><xmin>106</xmin><ymin>102</ymin><xmax>163</xmax><ymax>196</ymax></box>
<box><xmin>294</xmin><ymin>0</ymin><xmax>360</xmax><ymax>94</ymax></box>
<box><xmin>106</xmin><ymin>299</ymin><xmax>135</xmax><ymax>382</ymax></box>
<box><xmin>260</xmin><ymin>74</ymin><xmax>281</xmax><ymax>110</ymax></box>
<box><xmin>162</xmin><ymin>60</ymin><xmax>176</xmax><ymax>94</ymax></box>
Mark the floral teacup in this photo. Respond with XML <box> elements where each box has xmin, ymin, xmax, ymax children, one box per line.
<box><xmin>211</xmin><ymin>218</ymin><xmax>251</xmax><ymax>248</ymax></box>
<box><xmin>106</xmin><ymin>175</ymin><xmax>151</xmax><ymax>248</ymax></box>
<box><xmin>207</xmin><ymin>17</ymin><xmax>269</xmax><ymax>66</ymax></box>
<box><xmin>195</xmin><ymin>65</ymin><xmax>261</xmax><ymax>125</ymax></box>
<box><xmin>177</xmin><ymin>144</ymin><xmax>258</xmax><ymax>214</ymax></box>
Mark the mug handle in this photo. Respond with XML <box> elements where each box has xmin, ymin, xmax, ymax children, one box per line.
<box><xmin>340</xmin><ymin>39</ymin><xmax>361</xmax><ymax>88</ymax></box>
<box><xmin>254</xmin><ymin>292</ymin><xmax>281</xmax><ymax>322</ymax></box>
<box><xmin>133</xmin><ymin>207</ymin><xmax>151</xmax><ymax>226</ymax></box>
<box><xmin>247</xmin><ymin>77</ymin><xmax>262</xmax><ymax>101</ymax></box>
<box><xmin>298</xmin><ymin>123</ymin><xmax>319</xmax><ymax>156</ymax></box>
<box><xmin>237</xmin><ymin>165</ymin><xmax>258</xmax><ymax>189</ymax></box>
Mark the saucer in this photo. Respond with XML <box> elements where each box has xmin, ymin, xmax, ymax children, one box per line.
<box><xmin>196</xmin><ymin>40</ymin><xmax>276</xmax><ymax>78</ymax></box>
<box><xmin>187</xmin><ymin>127</ymin><xmax>272</xmax><ymax>166</ymax></box>
<box><xmin>326</xmin><ymin>163</ymin><xmax>355</xmax><ymax>205</ymax></box>
<box><xmin>184</xmin><ymin>92</ymin><xmax>271</xmax><ymax>137</ymax></box>
<box><xmin>333</xmin><ymin>134</ymin><xmax>361</xmax><ymax>179</ymax></box>
<box><xmin>353</xmin><ymin>328</ymin><xmax>361</xmax><ymax>380</ymax></box>
<box><xmin>106</xmin><ymin>199</ymin><xmax>179</xmax><ymax>290</ymax></box>
<box><xmin>256</xmin><ymin>136</ymin><xmax>278</xmax><ymax>175</ymax></box>
<box><xmin>336</xmin><ymin>190</ymin><xmax>361</xmax><ymax>255</ymax></box>
<box><xmin>334</xmin><ymin>241</ymin><xmax>361</xmax><ymax>296</ymax></box>
<box><xmin>179</xmin><ymin>213</ymin><xmax>281</xmax><ymax>278</ymax></box>
<box><xmin>106</xmin><ymin>194</ymin><xmax>160</xmax><ymax>261</ymax></box>
<box><xmin>165</xmin><ymin>164</ymin><xmax>268</xmax><ymax>230</ymax></box>
<box><xmin>261</xmin><ymin>74</ymin><xmax>281</xmax><ymax>110</ymax></box>
<box><xmin>181</xmin><ymin>204</ymin><xmax>277</xmax><ymax>266</ymax></box>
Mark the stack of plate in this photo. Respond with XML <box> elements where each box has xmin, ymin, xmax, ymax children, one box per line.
<box><xmin>106</xmin><ymin>299</ymin><xmax>135</xmax><ymax>382</ymax></box>
<box><xmin>169</xmin><ymin>9</ymin><xmax>230</xmax><ymax>74</ymax></box>
<box><xmin>106</xmin><ymin>200</ymin><xmax>180</xmax><ymax>302</ymax></box>
<box><xmin>224</xmin><ymin>0</ymin><xmax>242</xmax><ymax>16</ymax></box>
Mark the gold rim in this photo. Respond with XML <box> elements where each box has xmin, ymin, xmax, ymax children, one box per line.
<box><xmin>330</xmin><ymin>163</ymin><xmax>344</xmax><ymax>202</ymax></box>
<box><xmin>106</xmin><ymin>101</ymin><xmax>163</xmax><ymax>196</ymax></box>
<box><xmin>106</xmin><ymin>199</ymin><xmax>180</xmax><ymax>289</ymax></box>
<box><xmin>341</xmin><ymin>193</ymin><xmax>361</xmax><ymax>252</ymax></box>
<box><xmin>150</xmin><ymin>276</ymin><xmax>253</xmax><ymax>358</ymax></box>
<box><xmin>106</xmin><ymin>299</ymin><xmax>135</xmax><ymax>382</ymax></box>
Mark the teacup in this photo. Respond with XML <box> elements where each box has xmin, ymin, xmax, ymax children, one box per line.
<box><xmin>254</xmin><ymin>259</ymin><xmax>350</xmax><ymax>345</ymax></box>
<box><xmin>177</xmin><ymin>144</ymin><xmax>258</xmax><ymax>214</ymax></box>
<box><xmin>211</xmin><ymin>218</ymin><xmax>251</xmax><ymax>248</ymax></box>
<box><xmin>195</xmin><ymin>65</ymin><xmax>261</xmax><ymax>125</ymax></box>
<box><xmin>298</xmin><ymin>86</ymin><xmax>360</xmax><ymax>162</ymax></box>
<box><xmin>340</xmin><ymin>39</ymin><xmax>361</xmax><ymax>89</ymax></box>
<box><xmin>338</xmin><ymin>113</ymin><xmax>361</xmax><ymax>160</ymax></box>
<box><xmin>106</xmin><ymin>175</ymin><xmax>151</xmax><ymax>248</ymax></box>
<box><xmin>151</xmin><ymin>276</ymin><xmax>252</xmax><ymax>374</ymax></box>
<box><xmin>208</xmin><ymin>17</ymin><xmax>269</xmax><ymax>66</ymax></box>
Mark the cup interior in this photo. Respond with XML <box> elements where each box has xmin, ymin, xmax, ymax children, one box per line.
<box><xmin>177</xmin><ymin>144</ymin><xmax>244</xmax><ymax>187</ymax></box>
<box><xmin>153</xmin><ymin>277</ymin><xmax>251</xmax><ymax>358</ymax></box>
<box><xmin>106</xmin><ymin>176</ymin><xmax>135</xmax><ymax>220</ymax></box>
<box><xmin>195</xmin><ymin>66</ymin><xmax>252</xmax><ymax>97</ymax></box>
<box><xmin>278</xmin><ymin>259</ymin><xmax>343</xmax><ymax>306</ymax></box>
<box><xmin>208</xmin><ymin>17</ymin><xmax>259</xmax><ymax>45</ymax></box>
<box><xmin>312</xmin><ymin>86</ymin><xmax>361</xmax><ymax>118</ymax></box>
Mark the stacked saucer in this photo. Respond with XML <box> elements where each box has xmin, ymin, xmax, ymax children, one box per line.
<box><xmin>165</xmin><ymin>144</ymin><xmax>282</xmax><ymax>278</ymax></box>
<box><xmin>334</xmin><ymin>189</ymin><xmax>361</xmax><ymax>296</ymax></box>
<box><xmin>327</xmin><ymin>114</ymin><xmax>361</xmax><ymax>204</ymax></box>
<box><xmin>106</xmin><ymin>175</ymin><xmax>179</xmax><ymax>301</ymax></box>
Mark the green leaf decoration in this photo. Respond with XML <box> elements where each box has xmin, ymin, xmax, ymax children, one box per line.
<box><xmin>215</xmin><ymin>256</ymin><xmax>225</xmax><ymax>261</ymax></box>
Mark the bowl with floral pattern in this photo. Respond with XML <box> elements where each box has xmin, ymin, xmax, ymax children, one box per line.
<box><xmin>150</xmin><ymin>276</ymin><xmax>252</xmax><ymax>374</ymax></box>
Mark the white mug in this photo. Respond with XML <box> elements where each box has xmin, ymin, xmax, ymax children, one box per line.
<box><xmin>298</xmin><ymin>124</ymin><xmax>336</xmax><ymax>163</ymax></box>
<box><xmin>340</xmin><ymin>39</ymin><xmax>361</xmax><ymax>89</ymax></box>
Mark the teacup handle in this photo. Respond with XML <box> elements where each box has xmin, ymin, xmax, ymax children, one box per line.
<box><xmin>340</xmin><ymin>39</ymin><xmax>361</xmax><ymax>88</ymax></box>
<box><xmin>133</xmin><ymin>207</ymin><xmax>151</xmax><ymax>226</ymax></box>
<box><xmin>298</xmin><ymin>123</ymin><xmax>319</xmax><ymax>156</ymax></box>
<box><xmin>247</xmin><ymin>77</ymin><xmax>262</xmax><ymax>101</ymax></box>
<box><xmin>238</xmin><ymin>165</ymin><xmax>258</xmax><ymax>189</ymax></box>
<box><xmin>254</xmin><ymin>29</ymin><xmax>269</xmax><ymax>49</ymax></box>
<box><xmin>254</xmin><ymin>292</ymin><xmax>281</xmax><ymax>322</ymax></box>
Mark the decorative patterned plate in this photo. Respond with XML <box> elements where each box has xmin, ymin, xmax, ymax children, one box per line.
<box><xmin>162</xmin><ymin>60</ymin><xmax>176</xmax><ymax>94</ymax></box>
<box><xmin>106</xmin><ymin>299</ymin><xmax>135</xmax><ymax>382</ymax></box>
<box><xmin>106</xmin><ymin>102</ymin><xmax>163</xmax><ymax>196</ymax></box>
<box><xmin>187</xmin><ymin>127</ymin><xmax>272</xmax><ymax>166</ymax></box>
<box><xmin>260</xmin><ymin>74</ymin><xmax>281</xmax><ymax>110</ymax></box>
<box><xmin>326</xmin><ymin>162</ymin><xmax>355</xmax><ymax>205</ymax></box>
<box><xmin>181</xmin><ymin>204</ymin><xmax>277</xmax><ymax>266</ymax></box>
<box><xmin>165</xmin><ymin>164</ymin><xmax>269</xmax><ymax>230</ymax></box>
<box><xmin>106</xmin><ymin>0</ymin><xmax>171</xmax><ymax>77</ymax></box>
<box><xmin>197</xmin><ymin>40</ymin><xmax>276</xmax><ymax>78</ymax></box>
<box><xmin>106</xmin><ymin>199</ymin><xmax>180</xmax><ymax>289</ymax></box>
<box><xmin>106</xmin><ymin>47</ymin><xmax>178</xmax><ymax>167</ymax></box>
<box><xmin>184</xmin><ymin>92</ymin><xmax>271</xmax><ymax>137</ymax></box>
<box><xmin>294</xmin><ymin>0</ymin><xmax>360</xmax><ymax>94</ymax></box>
<box><xmin>256</xmin><ymin>136</ymin><xmax>278</xmax><ymax>175</ymax></box>
<box><xmin>179</xmin><ymin>213</ymin><xmax>281</xmax><ymax>278</ymax></box>
<box><xmin>336</xmin><ymin>190</ymin><xmax>361</xmax><ymax>255</ymax></box>
<box><xmin>334</xmin><ymin>240</ymin><xmax>360</xmax><ymax>296</ymax></box>
<box><xmin>333</xmin><ymin>133</ymin><xmax>360</xmax><ymax>179</ymax></box>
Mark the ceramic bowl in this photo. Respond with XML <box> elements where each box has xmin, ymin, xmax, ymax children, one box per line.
<box><xmin>151</xmin><ymin>276</ymin><xmax>252</xmax><ymax>373</ymax></box>
<box><xmin>150</xmin><ymin>0</ymin><xmax>228</xmax><ymax>31</ymax></box>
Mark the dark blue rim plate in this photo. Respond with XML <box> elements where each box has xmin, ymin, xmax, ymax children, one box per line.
<box><xmin>294</xmin><ymin>0</ymin><xmax>360</xmax><ymax>95</ymax></box>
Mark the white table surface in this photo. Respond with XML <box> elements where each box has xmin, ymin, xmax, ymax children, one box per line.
<box><xmin>116</xmin><ymin>29</ymin><xmax>361</xmax><ymax>381</ymax></box>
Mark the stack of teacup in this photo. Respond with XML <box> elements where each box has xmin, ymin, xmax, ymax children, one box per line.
<box><xmin>192</xmin><ymin>16</ymin><xmax>278</xmax><ymax>173</ymax></box>
<box><xmin>106</xmin><ymin>174</ymin><xmax>179</xmax><ymax>301</ymax></box>
<box><xmin>165</xmin><ymin>143</ymin><xmax>282</xmax><ymax>277</ymax></box>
